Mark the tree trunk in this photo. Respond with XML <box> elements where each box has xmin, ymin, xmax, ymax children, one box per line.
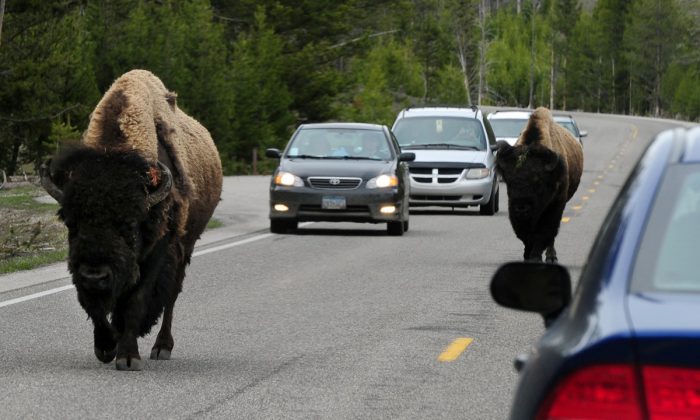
<box><xmin>528</xmin><ymin>1</ymin><xmax>538</xmax><ymax>109</ymax></box>
<box><xmin>456</xmin><ymin>34</ymin><xmax>472</xmax><ymax>105</ymax></box>
<box><xmin>611</xmin><ymin>58</ymin><xmax>616</xmax><ymax>113</ymax></box>
<box><xmin>477</xmin><ymin>0</ymin><xmax>487</xmax><ymax>106</ymax></box>
<box><xmin>549</xmin><ymin>48</ymin><xmax>555</xmax><ymax>109</ymax></box>
<box><xmin>0</xmin><ymin>0</ymin><xmax>6</xmax><ymax>47</ymax></box>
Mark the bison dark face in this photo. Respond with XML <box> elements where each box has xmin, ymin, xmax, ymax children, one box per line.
<box><xmin>495</xmin><ymin>141</ymin><xmax>568</xmax><ymax>262</ymax></box>
<box><xmin>495</xmin><ymin>142</ymin><xmax>566</xmax><ymax>224</ymax></box>
<box><xmin>41</xmin><ymin>148</ymin><xmax>171</xmax><ymax>300</ymax></box>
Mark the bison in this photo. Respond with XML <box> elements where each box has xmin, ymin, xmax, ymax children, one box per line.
<box><xmin>40</xmin><ymin>69</ymin><xmax>223</xmax><ymax>370</ymax></box>
<box><xmin>495</xmin><ymin>107</ymin><xmax>583</xmax><ymax>263</ymax></box>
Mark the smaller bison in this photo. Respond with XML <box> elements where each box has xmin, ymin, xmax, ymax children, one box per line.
<box><xmin>40</xmin><ymin>70</ymin><xmax>222</xmax><ymax>370</ymax></box>
<box><xmin>495</xmin><ymin>107</ymin><xmax>583</xmax><ymax>263</ymax></box>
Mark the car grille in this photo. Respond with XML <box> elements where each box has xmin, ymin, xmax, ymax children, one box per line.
<box><xmin>408</xmin><ymin>167</ymin><xmax>466</xmax><ymax>184</ymax></box>
<box><xmin>299</xmin><ymin>204</ymin><xmax>370</xmax><ymax>213</ymax></box>
<box><xmin>307</xmin><ymin>177</ymin><xmax>362</xmax><ymax>189</ymax></box>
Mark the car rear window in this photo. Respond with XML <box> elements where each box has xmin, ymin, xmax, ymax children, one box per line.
<box><xmin>393</xmin><ymin>117</ymin><xmax>486</xmax><ymax>150</ymax></box>
<box><xmin>632</xmin><ymin>165</ymin><xmax>700</xmax><ymax>293</ymax></box>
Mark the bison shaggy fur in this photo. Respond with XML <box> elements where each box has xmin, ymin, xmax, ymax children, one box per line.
<box><xmin>41</xmin><ymin>69</ymin><xmax>223</xmax><ymax>370</ymax></box>
<box><xmin>495</xmin><ymin>107</ymin><xmax>583</xmax><ymax>263</ymax></box>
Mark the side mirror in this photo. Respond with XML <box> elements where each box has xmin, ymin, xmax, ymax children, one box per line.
<box><xmin>265</xmin><ymin>148</ymin><xmax>282</xmax><ymax>159</ymax></box>
<box><xmin>579</xmin><ymin>130</ymin><xmax>588</xmax><ymax>138</ymax></box>
<box><xmin>399</xmin><ymin>152</ymin><xmax>416</xmax><ymax>162</ymax></box>
<box><xmin>490</xmin><ymin>262</ymin><xmax>571</xmax><ymax>327</ymax></box>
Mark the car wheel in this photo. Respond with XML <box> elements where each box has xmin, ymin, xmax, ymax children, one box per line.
<box><xmin>403</xmin><ymin>220</ymin><xmax>409</xmax><ymax>232</ymax></box>
<box><xmin>270</xmin><ymin>219</ymin><xmax>297</xmax><ymax>234</ymax></box>
<box><xmin>387</xmin><ymin>221</ymin><xmax>404</xmax><ymax>236</ymax></box>
<box><xmin>480</xmin><ymin>186</ymin><xmax>498</xmax><ymax>216</ymax></box>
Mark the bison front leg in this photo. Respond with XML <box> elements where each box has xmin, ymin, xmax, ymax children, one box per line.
<box><xmin>93</xmin><ymin>317</ymin><xmax>117</xmax><ymax>363</ymax></box>
<box><xmin>112</xmin><ymin>293</ymin><xmax>147</xmax><ymax>371</ymax></box>
<box><xmin>545</xmin><ymin>243</ymin><xmax>558</xmax><ymax>263</ymax></box>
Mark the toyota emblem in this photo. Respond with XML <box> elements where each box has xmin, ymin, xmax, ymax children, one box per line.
<box><xmin>329</xmin><ymin>177</ymin><xmax>341</xmax><ymax>185</ymax></box>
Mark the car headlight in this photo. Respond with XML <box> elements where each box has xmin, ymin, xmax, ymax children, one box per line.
<box><xmin>274</xmin><ymin>171</ymin><xmax>304</xmax><ymax>187</ymax></box>
<box><xmin>465</xmin><ymin>168</ymin><xmax>490</xmax><ymax>179</ymax></box>
<box><xmin>367</xmin><ymin>174</ymin><xmax>399</xmax><ymax>189</ymax></box>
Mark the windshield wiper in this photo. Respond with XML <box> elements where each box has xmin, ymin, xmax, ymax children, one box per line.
<box><xmin>401</xmin><ymin>143</ymin><xmax>480</xmax><ymax>151</ymax></box>
<box><xmin>287</xmin><ymin>154</ymin><xmax>324</xmax><ymax>159</ymax></box>
<box><xmin>326</xmin><ymin>155</ymin><xmax>384</xmax><ymax>160</ymax></box>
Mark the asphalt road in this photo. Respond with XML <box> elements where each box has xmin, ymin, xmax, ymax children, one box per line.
<box><xmin>0</xmin><ymin>112</ymin><xmax>694</xmax><ymax>419</ymax></box>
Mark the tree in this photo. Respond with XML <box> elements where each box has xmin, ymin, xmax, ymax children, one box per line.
<box><xmin>624</xmin><ymin>0</ymin><xmax>683</xmax><ymax>116</ymax></box>
<box><xmin>226</xmin><ymin>8</ymin><xmax>294</xmax><ymax>173</ymax></box>
<box><xmin>0</xmin><ymin>1</ymin><xmax>99</xmax><ymax>175</ymax></box>
<box><xmin>339</xmin><ymin>38</ymin><xmax>423</xmax><ymax>125</ymax></box>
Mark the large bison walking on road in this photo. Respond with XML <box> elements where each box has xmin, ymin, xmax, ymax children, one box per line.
<box><xmin>41</xmin><ymin>70</ymin><xmax>223</xmax><ymax>370</ymax></box>
<box><xmin>495</xmin><ymin>107</ymin><xmax>583</xmax><ymax>263</ymax></box>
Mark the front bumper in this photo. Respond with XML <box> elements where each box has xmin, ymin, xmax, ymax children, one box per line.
<box><xmin>408</xmin><ymin>175</ymin><xmax>495</xmax><ymax>207</ymax></box>
<box><xmin>269</xmin><ymin>186</ymin><xmax>407</xmax><ymax>223</ymax></box>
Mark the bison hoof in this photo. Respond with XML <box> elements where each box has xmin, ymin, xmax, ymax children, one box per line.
<box><xmin>94</xmin><ymin>346</ymin><xmax>117</xmax><ymax>363</ymax></box>
<box><xmin>115</xmin><ymin>356</ymin><xmax>143</xmax><ymax>371</ymax></box>
<box><xmin>150</xmin><ymin>348</ymin><xmax>171</xmax><ymax>360</ymax></box>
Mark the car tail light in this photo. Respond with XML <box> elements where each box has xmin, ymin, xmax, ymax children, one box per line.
<box><xmin>536</xmin><ymin>364</ymin><xmax>700</xmax><ymax>420</ymax></box>
<box><xmin>643</xmin><ymin>366</ymin><xmax>700</xmax><ymax>420</ymax></box>
<box><xmin>537</xmin><ymin>364</ymin><xmax>644</xmax><ymax>420</ymax></box>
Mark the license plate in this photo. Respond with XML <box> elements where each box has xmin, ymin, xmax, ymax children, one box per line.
<box><xmin>322</xmin><ymin>196</ymin><xmax>346</xmax><ymax>210</ymax></box>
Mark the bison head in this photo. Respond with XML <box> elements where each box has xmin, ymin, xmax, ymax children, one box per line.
<box><xmin>495</xmin><ymin>141</ymin><xmax>566</xmax><ymax>224</ymax></box>
<box><xmin>40</xmin><ymin>147</ymin><xmax>172</xmax><ymax>298</ymax></box>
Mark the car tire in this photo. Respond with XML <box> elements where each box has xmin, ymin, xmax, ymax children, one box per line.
<box><xmin>480</xmin><ymin>186</ymin><xmax>498</xmax><ymax>216</ymax></box>
<box><xmin>403</xmin><ymin>220</ymin><xmax>409</xmax><ymax>232</ymax></box>
<box><xmin>270</xmin><ymin>219</ymin><xmax>297</xmax><ymax>234</ymax></box>
<box><xmin>387</xmin><ymin>221</ymin><xmax>404</xmax><ymax>236</ymax></box>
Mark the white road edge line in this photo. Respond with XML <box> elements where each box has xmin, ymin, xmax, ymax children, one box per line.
<box><xmin>0</xmin><ymin>228</ymin><xmax>286</xmax><ymax>309</ymax></box>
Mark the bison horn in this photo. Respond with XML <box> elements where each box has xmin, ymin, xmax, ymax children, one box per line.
<box><xmin>146</xmin><ymin>161</ymin><xmax>172</xmax><ymax>209</ymax></box>
<box><xmin>39</xmin><ymin>159</ymin><xmax>64</xmax><ymax>203</ymax></box>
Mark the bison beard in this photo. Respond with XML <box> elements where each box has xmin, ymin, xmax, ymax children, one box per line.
<box><xmin>43</xmin><ymin>148</ymin><xmax>186</xmax><ymax>370</ymax></box>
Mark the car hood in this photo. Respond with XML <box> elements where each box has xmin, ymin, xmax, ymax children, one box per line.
<box><xmin>495</xmin><ymin>136</ymin><xmax>519</xmax><ymax>146</ymax></box>
<box><xmin>279</xmin><ymin>158</ymin><xmax>396</xmax><ymax>178</ymax></box>
<box><xmin>406</xmin><ymin>149</ymin><xmax>488</xmax><ymax>165</ymax></box>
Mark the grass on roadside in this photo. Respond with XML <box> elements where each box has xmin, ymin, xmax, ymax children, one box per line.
<box><xmin>0</xmin><ymin>184</ymin><xmax>68</xmax><ymax>274</ymax></box>
<box><xmin>0</xmin><ymin>183</ymin><xmax>225</xmax><ymax>275</ymax></box>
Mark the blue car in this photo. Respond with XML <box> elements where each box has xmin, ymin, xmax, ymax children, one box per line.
<box><xmin>490</xmin><ymin>127</ymin><xmax>700</xmax><ymax>420</ymax></box>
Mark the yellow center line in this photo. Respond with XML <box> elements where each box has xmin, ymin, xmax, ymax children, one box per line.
<box><xmin>582</xmin><ymin>196</ymin><xmax>590</xmax><ymax>201</ymax></box>
<box><xmin>588</xmin><ymin>188</ymin><xmax>596</xmax><ymax>193</ymax></box>
<box><xmin>562</xmin><ymin>217</ymin><xmax>571</xmax><ymax>223</ymax></box>
<box><xmin>572</xmin><ymin>205</ymin><xmax>583</xmax><ymax>211</ymax></box>
<box><xmin>438</xmin><ymin>338</ymin><xmax>473</xmax><ymax>362</ymax></box>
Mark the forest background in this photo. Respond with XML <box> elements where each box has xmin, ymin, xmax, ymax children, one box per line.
<box><xmin>1</xmin><ymin>0</ymin><xmax>699</xmax><ymax>175</ymax></box>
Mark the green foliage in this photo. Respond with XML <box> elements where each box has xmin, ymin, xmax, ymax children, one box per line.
<box><xmin>0</xmin><ymin>2</ymin><xmax>99</xmax><ymax>174</ymax></box>
<box><xmin>339</xmin><ymin>38</ymin><xmax>423</xmax><ymax>125</ymax></box>
<box><xmin>624</xmin><ymin>0</ymin><xmax>684</xmax><ymax>116</ymax></box>
<box><xmin>2</xmin><ymin>0</ymin><xmax>700</xmax><ymax>178</ymax></box>
<box><xmin>226</xmin><ymin>8</ymin><xmax>294</xmax><ymax>173</ymax></box>
<box><xmin>486</xmin><ymin>10</ymin><xmax>550</xmax><ymax>107</ymax></box>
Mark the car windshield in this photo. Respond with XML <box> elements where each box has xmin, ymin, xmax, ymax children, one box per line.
<box><xmin>488</xmin><ymin>118</ymin><xmax>528</xmax><ymax>138</ymax></box>
<box><xmin>633</xmin><ymin>165</ymin><xmax>700</xmax><ymax>293</ymax></box>
<box><xmin>286</xmin><ymin>128</ymin><xmax>392</xmax><ymax>160</ymax></box>
<box><xmin>393</xmin><ymin>117</ymin><xmax>486</xmax><ymax>150</ymax></box>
